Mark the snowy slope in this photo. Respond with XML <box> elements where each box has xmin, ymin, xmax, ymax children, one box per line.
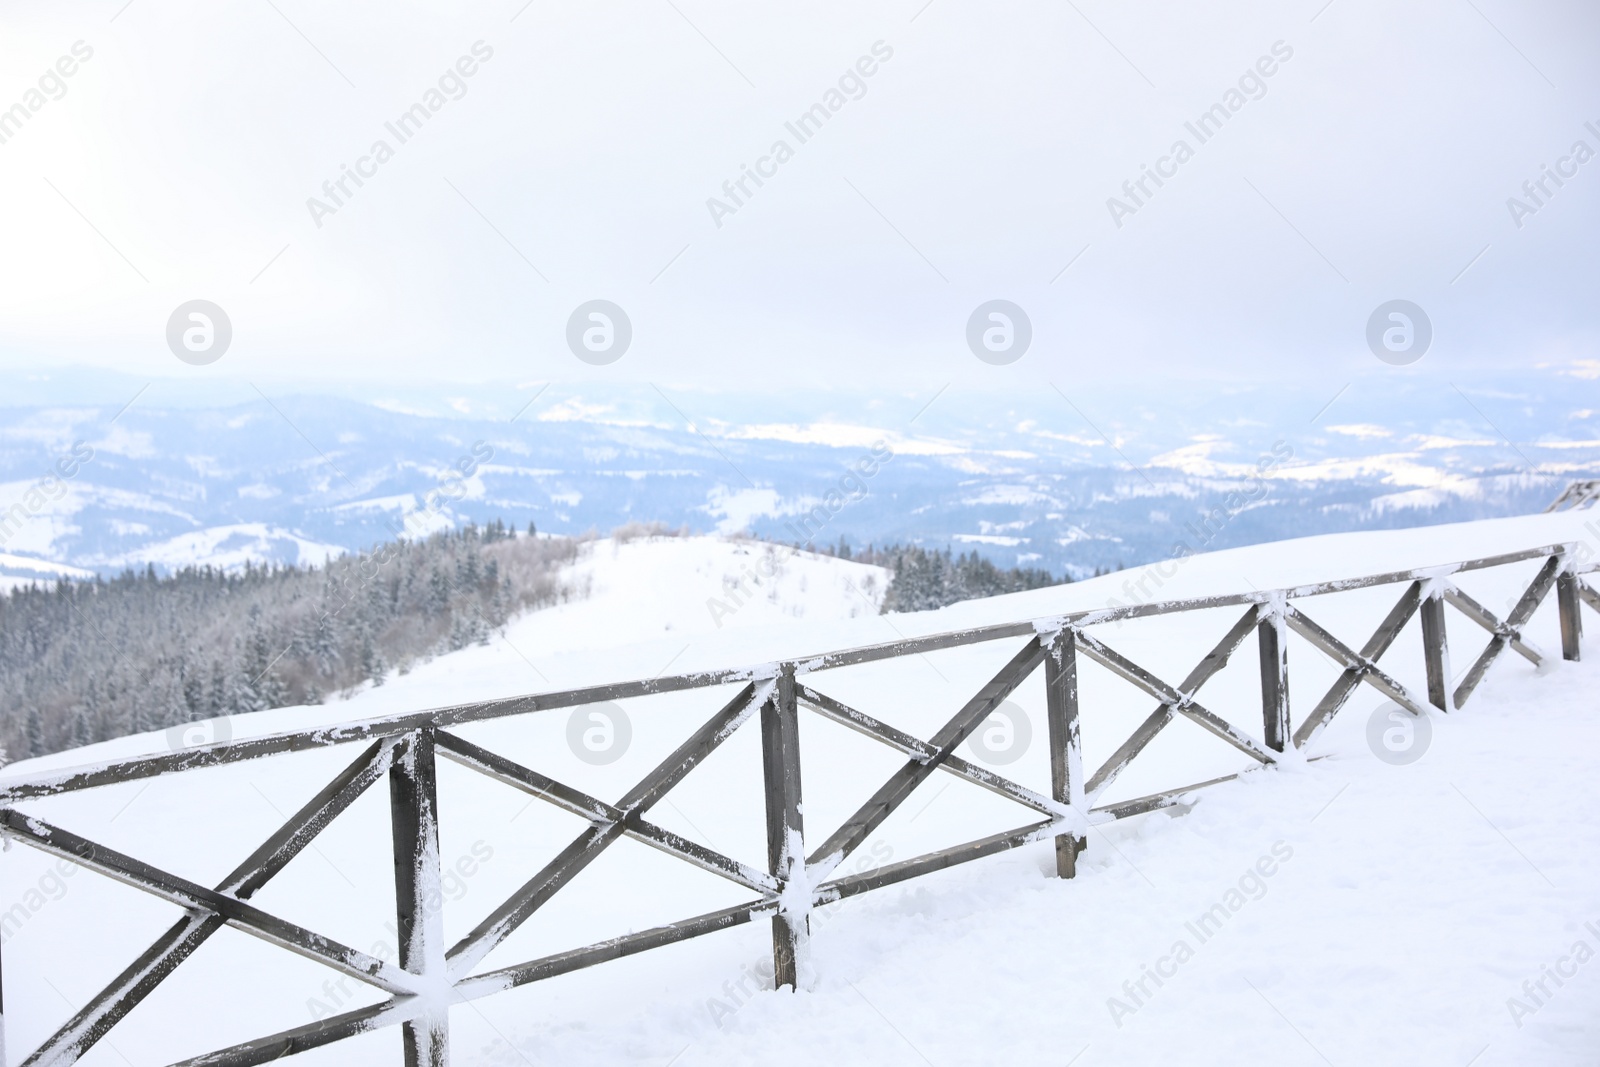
<box><xmin>3</xmin><ymin>518</ymin><xmax>1599</xmax><ymax>1066</ymax></box>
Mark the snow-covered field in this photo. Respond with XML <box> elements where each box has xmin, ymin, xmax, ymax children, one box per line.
<box><xmin>4</xmin><ymin>514</ymin><xmax>1600</xmax><ymax>1066</ymax></box>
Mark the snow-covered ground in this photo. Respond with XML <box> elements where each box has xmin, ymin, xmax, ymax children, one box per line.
<box><xmin>3</xmin><ymin>515</ymin><xmax>1600</xmax><ymax>1066</ymax></box>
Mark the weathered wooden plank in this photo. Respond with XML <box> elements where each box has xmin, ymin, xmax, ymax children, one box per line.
<box><xmin>21</xmin><ymin>740</ymin><xmax>395</xmax><ymax>1067</ymax></box>
<box><xmin>615</xmin><ymin>682</ymin><xmax>766</xmax><ymax>812</ymax></box>
<box><xmin>1453</xmin><ymin>557</ymin><xmax>1562</xmax><ymax>707</ymax></box>
<box><xmin>1044</xmin><ymin>629</ymin><xmax>1085</xmax><ymax>878</ymax></box>
<box><xmin>1557</xmin><ymin>572</ymin><xmax>1583</xmax><ymax>661</ymax></box>
<box><xmin>1075</xmin><ymin>626</ymin><xmax>1275</xmax><ymax>766</ymax></box>
<box><xmin>1509</xmin><ymin>556</ymin><xmax>1564</xmax><ymax>629</ymax></box>
<box><xmin>454</xmin><ymin>898</ymin><xmax>773</xmax><ymax>1001</ymax></box>
<box><xmin>434</xmin><ymin>730</ymin><xmax>609</xmax><ymax>822</ymax></box>
<box><xmin>1085</xmin><ymin>705</ymin><xmax>1174</xmax><ymax>800</ymax></box>
<box><xmin>806</xmin><ymin>621</ymin><xmax>1044</xmax><ymax>673</ymax></box>
<box><xmin>1580</xmin><ymin>579</ymin><xmax>1600</xmax><ymax>615</ymax></box>
<box><xmin>1286</xmin><ymin>587</ymin><xmax>1429</xmax><ymax>748</ymax></box>
<box><xmin>1452</xmin><ymin>635</ymin><xmax>1509</xmax><ymax>709</ymax></box>
<box><xmin>1355</xmin><ymin>580</ymin><xmax>1425</xmax><ymax>662</ymax></box>
<box><xmin>805</xmin><ymin>637</ymin><xmax>1047</xmax><ymax>875</ymax></box>
<box><xmin>819</xmin><ymin>819</ymin><xmax>1059</xmax><ymax>902</ymax></box>
<box><xmin>796</xmin><ymin>685</ymin><xmax>1060</xmax><ymax>817</ymax></box>
<box><xmin>1289</xmin><ymin>668</ymin><xmax>1365</xmax><ymax>751</ymax></box>
<box><xmin>0</xmin><ymin>676</ymin><xmax>765</xmax><ymax>804</ymax></box>
<box><xmin>29</xmin><ymin>916</ymin><xmax>219</xmax><ymax>1067</ymax></box>
<box><xmin>1184</xmin><ymin>605</ymin><xmax>1267</xmax><ymax>692</ymax></box>
<box><xmin>390</xmin><ymin>730</ymin><xmax>448</xmax><ymax>1067</ymax></box>
<box><xmin>446</xmin><ymin>683</ymin><xmax>769</xmax><ymax>980</ymax></box>
<box><xmin>447</xmin><ymin>822</ymin><xmax>624</xmax><ymax>982</ymax></box>
<box><xmin>167</xmin><ymin>1000</ymin><xmax>410</xmax><ymax>1067</ymax></box>
<box><xmin>1179</xmin><ymin>704</ymin><xmax>1277</xmax><ymax>765</ymax></box>
<box><xmin>1090</xmin><ymin>771</ymin><xmax>1247</xmax><ymax>820</ymax></box>
<box><xmin>1420</xmin><ymin>587</ymin><xmax>1453</xmax><ymax>712</ymax></box>
<box><xmin>1442</xmin><ymin>586</ymin><xmax>1544</xmax><ymax>666</ymax></box>
<box><xmin>761</xmin><ymin>664</ymin><xmax>808</xmax><ymax>988</ymax></box>
<box><xmin>1084</xmin><ymin>606</ymin><xmax>1270</xmax><ymax>797</ymax></box>
<box><xmin>1259</xmin><ymin>608</ymin><xmax>1290</xmax><ymax>750</ymax></box>
<box><xmin>1073</xmin><ymin>629</ymin><xmax>1184</xmax><ymax>705</ymax></box>
<box><xmin>0</xmin><ymin>811</ymin><xmax>417</xmax><ymax>997</ymax></box>
<box><xmin>434</xmin><ymin>731</ymin><xmax>775</xmax><ymax>894</ymax></box>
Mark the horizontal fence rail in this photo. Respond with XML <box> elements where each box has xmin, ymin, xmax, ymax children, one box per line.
<box><xmin>1</xmin><ymin>541</ymin><xmax>1595</xmax><ymax>1066</ymax></box>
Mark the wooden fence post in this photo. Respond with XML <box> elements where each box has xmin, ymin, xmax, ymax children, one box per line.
<box><xmin>1421</xmin><ymin>584</ymin><xmax>1454</xmax><ymax>712</ymax></box>
<box><xmin>1558</xmin><ymin>570</ymin><xmax>1583</xmax><ymax>662</ymax></box>
<box><xmin>1044</xmin><ymin>629</ymin><xmax>1085</xmax><ymax>878</ymax></box>
<box><xmin>761</xmin><ymin>664</ymin><xmax>808</xmax><ymax>989</ymax></box>
<box><xmin>390</xmin><ymin>729</ymin><xmax>449</xmax><ymax>1067</ymax></box>
<box><xmin>1258</xmin><ymin>605</ymin><xmax>1291</xmax><ymax>751</ymax></box>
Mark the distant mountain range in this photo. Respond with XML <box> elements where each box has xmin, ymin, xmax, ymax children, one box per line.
<box><xmin>1</xmin><ymin>368</ymin><xmax>1595</xmax><ymax>586</ymax></box>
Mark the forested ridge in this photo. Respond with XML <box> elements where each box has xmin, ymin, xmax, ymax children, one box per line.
<box><xmin>0</xmin><ymin>525</ymin><xmax>1077</xmax><ymax>764</ymax></box>
<box><xmin>0</xmin><ymin>521</ymin><xmax>581</xmax><ymax>761</ymax></box>
<box><xmin>822</xmin><ymin>541</ymin><xmax>1074</xmax><ymax>612</ymax></box>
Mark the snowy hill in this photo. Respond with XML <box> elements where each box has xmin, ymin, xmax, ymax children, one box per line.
<box><xmin>3</xmin><ymin>517</ymin><xmax>1599</xmax><ymax>1066</ymax></box>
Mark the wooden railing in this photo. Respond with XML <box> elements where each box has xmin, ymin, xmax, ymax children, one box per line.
<box><xmin>1</xmin><ymin>541</ymin><xmax>1595</xmax><ymax>1066</ymax></box>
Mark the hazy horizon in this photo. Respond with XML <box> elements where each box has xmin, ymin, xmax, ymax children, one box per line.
<box><xmin>3</xmin><ymin>0</ymin><xmax>1598</xmax><ymax>391</ymax></box>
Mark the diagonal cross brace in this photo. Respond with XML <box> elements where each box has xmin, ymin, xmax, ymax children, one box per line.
<box><xmin>1442</xmin><ymin>583</ymin><xmax>1546</xmax><ymax>667</ymax></box>
<box><xmin>1082</xmin><ymin>604</ymin><xmax>1267</xmax><ymax>801</ymax></box>
<box><xmin>0</xmin><ymin>808</ymin><xmax>419</xmax><ymax>998</ymax></box>
<box><xmin>1287</xmin><ymin>582</ymin><xmax>1427</xmax><ymax>749</ymax></box>
<box><xmin>796</xmin><ymin>684</ymin><xmax>1070</xmax><ymax>822</ymax></box>
<box><xmin>1580</xmin><ymin>578</ymin><xmax>1600</xmax><ymax>616</ymax></box>
<box><xmin>805</xmin><ymin>637</ymin><xmax>1048</xmax><ymax>879</ymax></box>
<box><xmin>1447</xmin><ymin>556</ymin><xmax>1561</xmax><ymax>707</ymax></box>
<box><xmin>1074</xmin><ymin>623</ymin><xmax>1276</xmax><ymax>773</ymax></box>
<box><xmin>17</xmin><ymin>740</ymin><xmax>399</xmax><ymax>1067</ymax></box>
<box><xmin>435</xmin><ymin>730</ymin><xmax>777</xmax><ymax>894</ymax></box>
<box><xmin>445</xmin><ymin>681</ymin><xmax>771</xmax><ymax>981</ymax></box>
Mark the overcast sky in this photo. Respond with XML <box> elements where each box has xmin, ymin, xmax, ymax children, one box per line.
<box><xmin>1</xmin><ymin>0</ymin><xmax>1597</xmax><ymax>393</ymax></box>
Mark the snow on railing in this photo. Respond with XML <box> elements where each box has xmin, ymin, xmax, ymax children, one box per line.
<box><xmin>1</xmin><ymin>541</ymin><xmax>1595</xmax><ymax>1067</ymax></box>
